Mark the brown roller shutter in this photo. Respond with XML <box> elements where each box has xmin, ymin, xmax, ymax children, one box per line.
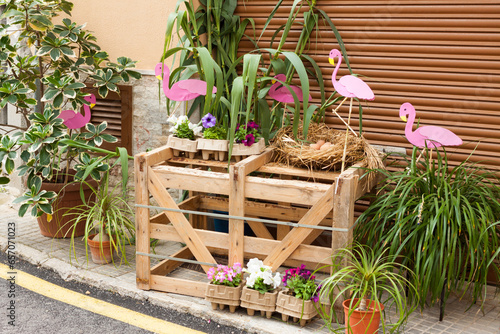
<box><xmin>236</xmin><ymin>0</ymin><xmax>500</xmax><ymax>171</ymax></box>
<box><xmin>85</xmin><ymin>85</ymin><xmax>133</xmax><ymax>154</ymax></box>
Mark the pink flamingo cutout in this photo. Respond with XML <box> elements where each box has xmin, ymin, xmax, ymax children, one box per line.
<box><xmin>400</xmin><ymin>102</ymin><xmax>462</xmax><ymax>148</ymax></box>
<box><xmin>58</xmin><ymin>94</ymin><xmax>96</xmax><ymax>129</ymax></box>
<box><xmin>329</xmin><ymin>49</ymin><xmax>375</xmax><ymax>172</ymax></box>
<box><xmin>268</xmin><ymin>74</ymin><xmax>312</xmax><ymax>103</ymax></box>
<box><xmin>155</xmin><ymin>63</ymin><xmax>216</xmax><ymax>101</ymax></box>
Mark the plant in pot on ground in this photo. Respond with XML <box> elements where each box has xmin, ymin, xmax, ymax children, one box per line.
<box><xmin>0</xmin><ymin>0</ymin><xmax>141</xmax><ymax>236</ymax></box>
<box><xmin>316</xmin><ymin>243</ymin><xmax>417</xmax><ymax>334</ymax></box>
<box><xmin>204</xmin><ymin>262</ymin><xmax>243</xmax><ymax>312</ymax></box>
<box><xmin>355</xmin><ymin>147</ymin><xmax>500</xmax><ymax>317</ymax></box>
<box><xmin>65</xmin><ymin>168</ymin><xmax>135</xmax><ymax>265</ymax></box>
<box><xmin>240</xmin><ymin>258</ymin><xmax>282</xmax><ymax>318</ymax></box>
<box><xmin>166</xmin><ymin>115</ymin><xmax>202</xmax><ymax>158</ymax></box>
<box><xmin>276</xmin><ymin>264</ymin><xmax>321</xmax><ymax>326</ymax></box>
<box><xmin>197</xmin><ymin>113</ymin><xmax>228</xmax><ymax>161</ymax></box>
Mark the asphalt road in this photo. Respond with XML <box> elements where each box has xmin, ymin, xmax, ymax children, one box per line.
<box><xmin>0</xmin><ymin>252</ymin><xmax>248</xmax><ymax>334</ymax></box>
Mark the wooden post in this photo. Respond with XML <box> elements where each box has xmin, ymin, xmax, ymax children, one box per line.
<box><xmin>135</xmin><ymin>152</ymin><xmax>151</xmax><ymax>290</ymax></box>
<box><xmin>229</xmin><ymin>164</ymin><xmax>245</xmax><ymax>266</ymax></box>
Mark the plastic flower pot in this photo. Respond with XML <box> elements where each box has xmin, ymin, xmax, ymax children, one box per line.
<box><xmin>205</xmin><ymin>282</ymin><xmax>243</xmax><ymax>313</ymax></box>
<box><xmin>240</xmin><ymin>286</ymin><xmax>278</xmax><ymax>319</ymax></box>
<box><xmin>167</xmin><ymin>134</ymin><xmax>198</xmax><ymax>158</ymax></box>
<box><xmin>343</xmin><ymin>298</ymin><xmax>384</xmax><ymax>334</ymax></box>
<box><xmin>197</xmin><ymin>138</ymin><xmax>229</xmax><ymax>161</ymax></box>
<box><xmin>276</xmin><ymin>290</ymin><xmax>319</xmax><ymax>327</ymax></box>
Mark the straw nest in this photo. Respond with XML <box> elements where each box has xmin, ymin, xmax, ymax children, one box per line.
<box><xmin>271</xmin><ymin>122</ymin><xmax>384</xmax><ymax>172</ymax></box>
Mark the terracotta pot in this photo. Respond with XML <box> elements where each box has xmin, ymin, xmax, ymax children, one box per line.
<box><xmin>205</xmin><ymin>282</ymin><xmax>243</xmax><ymax>313</ymax></box>
<box><xmin>343</xmin><ymin>298</ymin><xmax>384</xmax><ymax>334</ymax></box>
<box><xmin>37</xmin><ymin>177</ymin><xmax>97</xmax><ymax>238</ymax></box>
<box><xmin>167</xmin><ymin>134</ymin><xmax>198</xmax><ymax>158</ymax></box>
<box><xmin>87</xmin><ymin>234</ymin><xmax>114</xmax><ymax>264</ymax></box>
<box><xmin>232</xmin><ymin>138</ymin><xmax>265</xmax><ymax>161</ymax></box>
<box><xmin>197</xmin><ymin>138</ymin><xmax>228</xmax><ymax>161</ymax></box>
<box><xmin>276</xmin><ymin>290</ymin><xmax>319</xmax><ymax>326</ymax></box>
<box><xmin>240</xmin><ymin>286</ymin><xmax>278</xmax><ymax>319</ymax></box>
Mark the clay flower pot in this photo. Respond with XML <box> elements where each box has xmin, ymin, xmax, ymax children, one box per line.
<box><xmin>167</xmin><ymin>134</ymin><xmax>198</xmax><ymax>158</ymax></box>
<box><xmin>205</xmin><ymin>283</ymin><xmax>243</xmax><ymax>313</ymax></box>
<box><xmin>87</xmin><ymin>234</ymin><xmax>114</xmax><ymax>264</ymax></box>
<box><xmin>343</xmin><ymin>298</ymin><xmax>384</xmax><ymax>334</ymax></box>
<box><xmin>240</xmin><ymin>286</ymin><xmax>278</xmax><ymax>319</ymax></box>
<box><xmin>197</xmin><ymin>138</ymin><xmax>229</xmax><ymax>161</ymax></box>
<box><xmin>232</xmin><ymin>138</ymin><xmax>265</xmax><ymax>161</ymax></box>
<box><xmin>276</xmin><ymin>290</ymin><xmax>319</xmax><ymax>327</ymax></box>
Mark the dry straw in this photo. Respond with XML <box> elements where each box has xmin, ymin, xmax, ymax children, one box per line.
<box><xmin>272</xmin><ymin>122</ymin><xmax>384</xmax><ymax>172</ymax></box>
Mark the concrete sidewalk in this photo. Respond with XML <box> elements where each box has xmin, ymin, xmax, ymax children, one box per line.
<box><xmin>0</xmin><ymin>195</ymin><xmax>499</xmax><ymax>334</ymax></box>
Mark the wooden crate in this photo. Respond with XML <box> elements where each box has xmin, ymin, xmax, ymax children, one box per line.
<box><xmin>134</xmin><ymin>146</ymin><xmax>378</xmax><ymax>297</ymax></box>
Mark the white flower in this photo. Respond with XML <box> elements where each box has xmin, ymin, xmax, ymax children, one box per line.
<box><xmin>272</xmin><ymin>272</ymin><xmax>281</xmax><ymax>289</ymax></box>
<box><xmin>246</xmin><ymin>273</ymin><xmax>257</xmax><ymax>288</ymax></box>
<box><xmin>167</xmin><ymin>115</ymin><xmax>178</xmax><ymax>125</ymax></box>
<box><xmin>245</xmin><ymin>258</ymin><xmax>264</xmax><ymax>273</ymax></box>
<box><xmin>261</xmin><ymin>270</ymin><xmax>274</xmax><ymax>285</ymax></box>
<box><xmin>178</xmin><ymin>115</ymin><xmax>188</xmax><ymax>123</ymax></box>
<box><xmin>193</xmin><ymin>125</ymin><xmax>203</xmax><ymax>137</ymax></box>
<box><xmin>188</xmin><ymin>122</ymin><xmax>196</xmax><ymax>130</ymax></box>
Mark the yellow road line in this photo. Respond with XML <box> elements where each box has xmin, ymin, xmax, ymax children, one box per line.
<box><xmin>0</xmin><ymin>263</ymin><xmax>204</xmax><ymax>334</ymax></box>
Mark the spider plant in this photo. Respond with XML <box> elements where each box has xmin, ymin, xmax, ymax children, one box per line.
<box><xmin>356</xmin><ymin>147</ymin><xmax>500</xmax><ymax>312</ymax></box>
<box><xmin>316</xmin><ymin>243</ymin><xmax>417</xmax><ymax>333</ymax></box>
<box><xmin>65</xmin><ymin>169</ymin><xmax>135</xmax><ymax>265</ymax></box>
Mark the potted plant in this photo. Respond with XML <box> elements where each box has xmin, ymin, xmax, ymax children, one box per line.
<box><xmin>231</xmin><ymin>121</ymin><xmax>265</xmax><ymax>161</ymax></box>
<box><xmin>197</xmin><ymin>113</ymin><xmax>229</xmax><ymax>161</ymax></box>
<box><xmin>166</xmin><ymin>115</ymin><xmax>202</xmax><ymax>158</ymax></box>
<box><xmin>316</xmin><ymin>244</ymin><xmax>417</xmax><ymax>334</ymax></box>
<box><xmin>65</xmin><ymin>168</ymin><xmax>135</xmax><ymax>265</ymax></box>
<box><xmin>276</xmin><ymin>264</ymin><xmax>321</xmax><ymax>326</ymax></box>
<box><xmin>355</xmin><ymin>147</ymin><xmax>500</xmax><ymax>316</ymax></box>
<box><xmin>240</xmin><ymin>258</ymin><xmax>282</xmax><ymax>318</ymax></box>
<box><xmin>0</xmin><ymin>0</ymin><xmax>141</xmax><ymax>237</ymax></box>
<box><xmin>204</xmin><ymin>262</ymin><xmax>244</xmax><ymax>313</ymax></box>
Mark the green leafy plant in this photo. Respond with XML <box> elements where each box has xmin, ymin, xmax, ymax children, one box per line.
<box><xmin>167</xmin><ymin>115</ymin><xmax>202</xmax><ymax>140</ymax></box>
<box><xmin>282</xmin><ymin>264</ymin><xmax>320</xmax><ymax>302</ymax></box>
<box><xmin>65</xmin><ymin>169</ymin><xmax>135</xmax><ymax>265</ymax></box>
<box><xmin>356</xmin><ymin>147</ymin><xmax>500</xmax><ymax>312</ymax></box>
<box><xmin>316</xmin><ymin>243</ymin><xmax>418</xmax><ymax>333</ymax></box>
<box><xmin>0</xmin><ymin>0</ymin><xmax>141</xmax><ymax>217</ymax></box>
<box><xmin>201</xmin><ymin>112</ymin><xmax>227</xmax><ymax>140</ymax></box>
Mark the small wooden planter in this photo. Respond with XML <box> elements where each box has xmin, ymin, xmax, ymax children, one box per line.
<box><xmin>240</xmin><ymin>286</ymin><xmax>278</xmax><ymax>318</ymax></box>
<box><xmin>232</xmin><ymin>138</ymin><xmax>265</xmax><ymax>161</ymax></box>
<box><xmin>167</xmin><ymin>135</ymin><xmax>198</xmax><ymax>158</ymax></box>
<box><xmin>198</xmin><ymin>138</ymin><xmax>228</xmax><ymax>161</ymax></box>
<box><xmin>205</xmin><ymin>283</ymin><xmax>243</xmax><ymax>313</ymax></box>
<box><xmin>276</xmin><ymin>290</ymin><xmax>318</xmax><ymax>326</ymax></box>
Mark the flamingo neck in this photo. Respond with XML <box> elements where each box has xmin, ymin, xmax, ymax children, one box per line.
<box><xmin>332</xmin><ymin>55</ymin><xmax>342</xmax><ymax>84</ymax></box>
<box><xmin>82</xmin><ymin>104</ymin><xmax>92</xmax><ymax>124</ymax></box>
<box><xmin>405</xmin><ymin>110</ymin><xmax>417</xmax><ymax>140</ymax></box>
<box><xmin>162</xmin><ymin>66</ymin><xmax>171</xmax><ymax>95</ymax></box>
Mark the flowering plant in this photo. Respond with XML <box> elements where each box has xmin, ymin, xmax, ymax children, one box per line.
<box><xmin>167</xmin><ymin>115</ymin><xmax>202</xmax><ymax>140</ymax></box>
<box><xmin>207</xmin><ymin>263</ymin><xmax>243</xmax><ymax>287</ymax></box>
<box><xmin>201</xmin><ymin>113</ymin><xmax>227</xmax><ymax>140</ymax></box>
<box><xmin>243</xmin><ymin>258</ymin><xmax>281</xmax><ymax>294</ymax></box>
<box><xmin>282</xmin><ymin>264</ymin><xmax>320</xmax><ymax>302</ymax></box>
<box><xmin>234</xmin><ymin>121</ymin><xmax>261</xmax><ymax>147</ymax></box>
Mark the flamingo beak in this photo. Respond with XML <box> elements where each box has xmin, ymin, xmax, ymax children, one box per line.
<box><xmin>156</xmin><ymin>75</ymin><xmax>162</xmax><ymax>80</ymax></box>
<box><xmin>400</xmin><ymin>115</ymin><xmax>407</xmax><ymax>122</ymax></box>
<box><xmin>329</xmin><ymin>57</ymin><xmax>335</xmax><ymax>66</ymax></box>
<box><xmin>90</xmin><ymin>103</ymin><xmax>96</xmax><ymax>108</ymax></box>
<box><xmin>272</xmin><ymin>79</ymin><xmax>276</xmax><ymax>84</ymax></box>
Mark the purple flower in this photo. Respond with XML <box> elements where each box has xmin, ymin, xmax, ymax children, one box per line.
<box><xmin>201</xmin><ymin>113</ymin><xmax>216</xmax><ymax>128</ymax></box>
<box><xmin>247</xmin><ymin>121</ymin><xmax>259</xmax><ymax>129</ymax></box>
<box><xmin>312</xmin><ymin>295</ymin><xmax>319</xmax><ymax>302</ymax></box>
<box><xmin>242</xmin><ymin>133</ymin><xmax>255</xmax><ymax>147</ymax></box>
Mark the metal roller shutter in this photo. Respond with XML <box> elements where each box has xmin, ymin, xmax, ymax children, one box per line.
<box><xmin>236</xmin><ymin>0</ymin><xmax>500</xmax><ymax>170</ymax></box>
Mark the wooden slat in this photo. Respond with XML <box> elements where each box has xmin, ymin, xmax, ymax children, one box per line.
<box><xmin>263</xmin><ymin>183</ymin><xmax>335</xmax><ymax>271</ymax></box>
<box><xmin>148</xmin><ymin>167</ymin><xmax>216</xmax><ymax>273</ymax></box>
<box><xmin>228</xmin><ymin>164</ymin><xmax>245</xmax><ymax>265</ymax></box>
<box><xmin>150</xmin><ymin>246</ymin><xmax>193</xmax><ymax>276</ymax></box>
<box><xmin>150</xmin><ymin>275</ymin><xmax>207</xmax><ymax>298</ymax></box>
<box><xmin>150</xmin><ymin>224</ymin><xmax>333</xmax><ymax>266</ymax></box>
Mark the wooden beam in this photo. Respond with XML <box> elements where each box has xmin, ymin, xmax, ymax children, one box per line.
<box><xmin>332</xmin><ymin>174</ymin><xmax>358</xmax><ymax>259</ymax></box>
<box><xmin>228</xmin><ymin>164</ymin><xmax>245</xmax><ymax>265</ymax></box>
<box><xmin>150</xmin><ymin>246</ymin><xmax>193</xmax><ymax>276</ymax></box>
<box><xmin>263</xmin><ymin>183</ymin><xmax>335</xmax><ymax>271</ymax></box>
<box><xmin>150</xmin><ymin>275</ymin><xmax>207</xmax><ymax>298</ymax></box>
<box><xmin>257</xmin><ymin>163</ymin><xmax>340</xmax><ymax>182</ymax></box>
<box><xmin>149</xmin><ymin>195</ymin><xmax>201</xmax><ymax>226</ymax></box>
<box><xmin>150</xmin><ymin>224</ymin><xmax>332</xmax><ymax>266</ymax></box>
<box><xmin>134</xmin><ymin>153</ymin><xmax>151</xmax><ymax>290</ymax></box>
<box><xmin>143</xmin><ymin>145</ymin><xmax>173</xmax><ymax>167</ymax></box>
<box><xmin>148</xmin><ymin>167</ymin><xmax>216</xmax><ymax>273</ymax></box>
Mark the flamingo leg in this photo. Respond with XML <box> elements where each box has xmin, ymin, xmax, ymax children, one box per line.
<box><xmin>331</xmin><ymin>96</ymin><xmax>349</xmax><ymax>115</ymax></box>
<box><xmin>340</xmin><ymin>97</ymin><xmax>354</xmax><ymax>173</ymax></box>
<box><xmin>331</xmin><ymin>108</ymin><xmax>358</xmax><ymax>137</ymax></box>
